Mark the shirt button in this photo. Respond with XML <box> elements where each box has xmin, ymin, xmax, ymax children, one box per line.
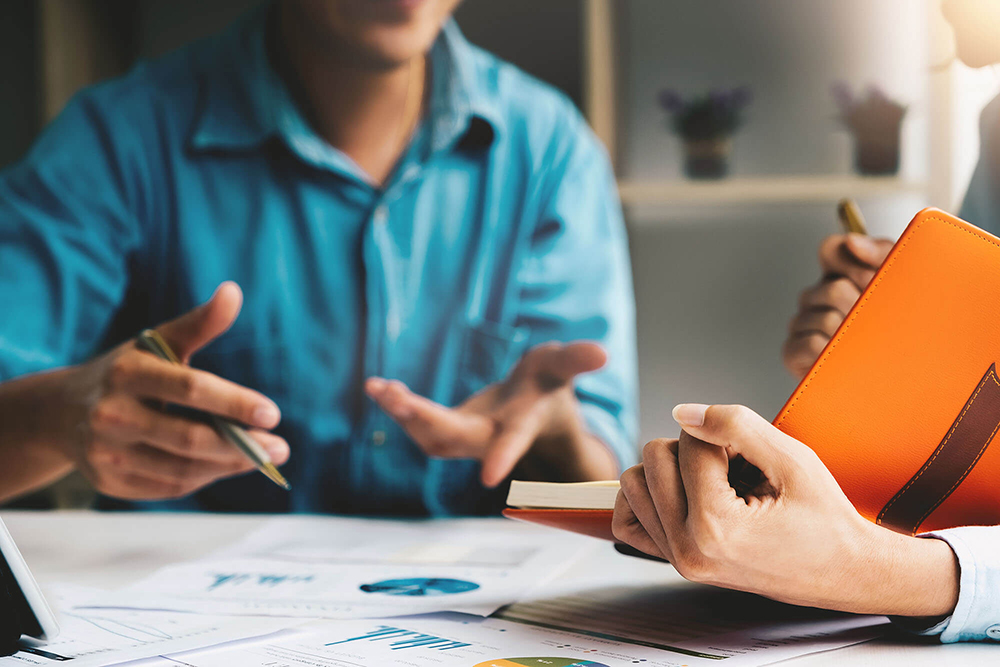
<box><xmin>987</xmin><ymin>624</ymin><xmax>1000</xmax><ymax>640</ymax></box>
<box><xmin>373</xmin><ymin>205</ymin><xmax>388</xmax><ymax>225</ymax></box>
<box><xmin>372</xmin><ymin>430</ymin><xmax>386</xmax><ymax>446</ymax></box>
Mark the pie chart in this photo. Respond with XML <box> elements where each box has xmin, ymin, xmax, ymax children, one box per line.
<box><xmin>474</xmin><ymin>660</ymin><xmax>610</xmax><ymax>667</ymax></box>
<box><xmin>358</xmin><ymin>577</ymin><xmax>480</xmax><ymax>596</ymax></box>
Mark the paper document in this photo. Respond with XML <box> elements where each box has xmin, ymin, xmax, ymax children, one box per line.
<box><xmin>120</xmin><ymin>610</ymin><xmax>886</xmax><ymax>667</ymax></box>
<box><xmin>496</xmin><ymin>584</ymin><xmax>888</xmax><ymax>664</ymax></box>
<box><xmin>82</xmin><ymin>517</ymin><xmax>595</xmax><ymax>619</ymax></box>
<box><xmin>1</xmin><ymin>592</ymin><xmax>293</xmax><ymax>667</ymax></box>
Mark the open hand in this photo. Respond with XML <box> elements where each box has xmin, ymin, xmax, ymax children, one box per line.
<box><xmin>613</xmin><ymin>403</ymin><xmax>959</xmax><ymax>618</ymax></box>
<box><xmin>365</xmin><ymin>342</ymin><xmax>618</xmax><ymax>487</ymax></box>
<box><xmin>783</xmin><ymin>233</ymin><xmax>893</xmax><ymax>379</ymax></box>
<box><xmin>54</xmin><ymin>282</ymin><xmax>289</xmax><ymax>499</ymax></box>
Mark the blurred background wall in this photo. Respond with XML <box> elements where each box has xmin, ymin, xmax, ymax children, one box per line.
<box><xmin>1</xmin><ymin>0</ymin><xmax>997</xmax><ymax>469</ymax></box>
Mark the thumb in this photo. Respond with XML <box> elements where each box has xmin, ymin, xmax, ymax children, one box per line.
<box><xmin>671</xmin><ymin>403</ymin><xmax>797</xmax><ymax>484</ymax></box>
<box><xmin>529</xmin><ymin>341</ymin><xmax>607</xmax><ymax>387</ymax></box>
<box><xmin>480</xmin><ymin>411</ymin><xmax>544</xmax><ymax>488</ymax></box>
<box><xmin>844</xmin><ymin>234</ymin><xmax>893</xmax><ymax>268</ymax></box>
<box><xmin>156</xmin><ymin>282</ymin><xmax>243</xmax><ymax>362</ymax></box>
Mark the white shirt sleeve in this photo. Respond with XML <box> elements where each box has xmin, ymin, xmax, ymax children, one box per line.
<box><xmin>901</xmin><ymin>527</ymin><xmax>1000</xmax><ymax>643</ymax></box>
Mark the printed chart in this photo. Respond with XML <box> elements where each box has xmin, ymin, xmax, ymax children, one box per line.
<box><xmin>143</xmin><ymin>615</ymin><xmax>688</xmax><ymax>667</ymax></box>
<box><xmin>87</xmin><ymin>518</ymin><xmax>592</xmax><ymax>619</ymax></box>
<box><xmin>360</xmin><ymin>577</ymin><xmax>480</xmax><ymax>596</ymax></box>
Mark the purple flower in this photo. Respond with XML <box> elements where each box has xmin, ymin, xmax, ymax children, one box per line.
<box><xmin>658</xmin><ymin>86</ymin><xmax>752</xmax><ymax>140</ymax></box>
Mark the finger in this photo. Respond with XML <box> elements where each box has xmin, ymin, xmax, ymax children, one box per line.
<box><xmin>156</xmin><ymin>282</ymin><xmax>243</xmax><ymax>362</ymax></box>
<box><xmin>110</xmin><ymin>350</ymin><xmax>280</xmax><ymax>429</ymax></box>
<box><xmin>798</xmin><ymin>277</ymin><xmax>861</xmax><ymax>316</ymax></box>
<box><xmin>671</xmin><ymin>404</ymin><xmax>797</xmax><ymax>486</ymax></box>
<box><xmin>817</xmin><ymin>235</ymin><xmax>876</xmax><ymax>290</ymax></box>
<box><xmin>611</xmin><ymin>487</ymin><xmax>666</xmax><ymax>559</ymax></box>
<box><xmin>251</xmin><ymin>430</ymin><xmax>291</xmax><ymax>465</ymax></box>
<box><xmin>618</xmin><ymin>462</ymin><xmax>677</xmax><ymax>561</ymax></box>
<box><xmin>844</xmin><ymin>234</ymin><xmax>894</xmax><ymax>268</ymax></box>
<box><xmin>365</xmin><ymin>377</ymin><xmax>493</xmax><ymax>455</ymax></box>
<box><xmin>781</xmin><ymin>332</ymin><xmax>829</xmax><ymax>379</ymax></box>
<box><xmin>89</xmin><ymin>395</ymin><xmax>290</xmax><ymax>464</ymax></box>
<box><xmin>97</xmin><ymin>472</ymin><xmax>203</xmax><ymax>501</ymax></box>
<box><xmin>787</xmin><ymin>308</ymin><xmax>844</xmax><ymax>338</ymax></box>
<box><xmin>480</xmin><ymin>411</ymin><xmax>545</xmax><ymax>488</ymax></box>
<box><xmin>522</xmin><ymin>342</ymin><xmax>607</xmax><ymax>388</ymax></box>
<box><xmin>676</xmin><ymin>431</ymin><xmax>739</xmax><ymax>518</ymax></box>
<box><xmin>98</xmin><ymin>442</ymin><xmax>256</xmax><ymax>488</ymax></box>
<box><xmin>640</xmin><ymin>438</ymin><xmax>689</xmax><ymax>536</ymax></box>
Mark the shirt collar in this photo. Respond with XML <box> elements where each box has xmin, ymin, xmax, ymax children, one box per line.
<box><xmin>189</xmin><ymin>6</ymin><xmax>501</xmax><ymax>166</ymax></box>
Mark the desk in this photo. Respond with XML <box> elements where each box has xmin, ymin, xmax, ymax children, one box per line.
<box><xmin>3</xmin><ymin>510</ymin><xmax>996</xmax><ymax>666</ymax></box>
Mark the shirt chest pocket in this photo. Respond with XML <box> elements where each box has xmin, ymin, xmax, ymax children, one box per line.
<box><xmin>456</xmin><ymin>319</ymin><xmax>529</xmax><ymax>400</ymax></box>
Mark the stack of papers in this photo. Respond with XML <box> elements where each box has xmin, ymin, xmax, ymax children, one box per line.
<box><xmin>3</xmin><ymin>516</ymin><xmax>889</xmax><ymax>667</ymax></box>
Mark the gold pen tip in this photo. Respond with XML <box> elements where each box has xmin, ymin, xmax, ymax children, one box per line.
<box><xmin>261</xmin><ymin>463</ymin><xmax>291</xmax><ymax>491</ymax></box>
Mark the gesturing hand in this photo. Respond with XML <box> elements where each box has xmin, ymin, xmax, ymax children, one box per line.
<box><xmin>783</xmin><ymin>233</ymin><xmax>893</xmax><ymax>379</ymax></box>
<box><xmin>55</xmin><ymin>282</ymin><xmax>289</xmax><ymax>500</ymax></box>
<box><xmin>365</xmin><ymin>341</ymin><xmax>619</xmax><ymax>488</ymax></box>
<box><xmin>613</xmin><ymin>403</ymin><xmax>959</xmax><ymax>618</ymax></box>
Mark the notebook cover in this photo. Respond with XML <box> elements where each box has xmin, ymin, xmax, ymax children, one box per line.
<box><xmin>775</xmin><ymin>208</ymin><xmax>1000</xmax><ymax>535</ymax></box>
<box><xmin>502</xmin><ymin>508</ymin><xmax>616</xmax><ymax>542</ymax></box>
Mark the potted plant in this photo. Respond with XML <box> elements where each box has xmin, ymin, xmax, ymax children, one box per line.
<box><xmin>658</xmin><ymin>87</ymin><xmax>752</xmax><ymax>179</ymax></box>
<box><xmin>832</xmin><ymin>82</ymin><xmax>907</xmax><ymax>176</ymax></box>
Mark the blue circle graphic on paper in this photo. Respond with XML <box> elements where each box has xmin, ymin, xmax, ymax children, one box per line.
<box><xmin>359</xmin><ymin>577</ymin><xmax>480</xmax><ymax>597</ymax></box>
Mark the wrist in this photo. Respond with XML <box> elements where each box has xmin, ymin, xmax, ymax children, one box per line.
<box><xmin>841</xmin><ymin>521</ymin><xmax>959</xmax><ymax>618</ymax></box>
<box><xmin>0</xmin><ymin>367</ymin><xmax>80</xmax><ymax>502</ymax></box>
<box><xmin>523</xmin><ymin>393</ymin><xmax>618</xmax><ymax>481</ymax></box>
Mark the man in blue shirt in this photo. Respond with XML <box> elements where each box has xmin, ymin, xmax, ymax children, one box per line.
<box><xmin>0</xmin><ymin>0</ymin><xmax>637</xmax><ymax>515</ymax></box>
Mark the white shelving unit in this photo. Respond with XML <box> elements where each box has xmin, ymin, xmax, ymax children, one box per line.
<box><xmin>617</xmin><ymin>175</ymin><xmax>928</xmax><ymax>206</ymax></box>
<box><xmin>579</xmin><ymin>0</ymin><xmax>973</xmax><ymax>213</ymax></box>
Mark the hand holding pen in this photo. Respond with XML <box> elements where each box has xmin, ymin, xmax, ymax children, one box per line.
<box><xmin>782</xmin><ymin>200</ymin><xmax>894</xmax><ymax>379</ymax></box>
<box><xmin>40</xmin><ymin>282</ymin><xmax>290</xmax><ymax>500</ymax></box>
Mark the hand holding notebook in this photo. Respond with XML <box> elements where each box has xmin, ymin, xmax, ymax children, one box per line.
<box><xmin>506</xmin><ymin>208</ymin><xmax>1000</xmax><ymax>617</ymax></box>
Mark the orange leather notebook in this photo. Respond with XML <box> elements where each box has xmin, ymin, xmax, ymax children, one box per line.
<box><xmin>502</xmin><ymin>508</ymin><xmax>616</xmax><ymax>542</ymax></box>
<box><xmin>508</xmin><ymin>209</ymin><xmax>1000</xmax><ymax>541</ymax></box>
<box><xmin>775</xmin><ymin>208</ymin><xmax>1000</xmax><ymax>535</ymax></box>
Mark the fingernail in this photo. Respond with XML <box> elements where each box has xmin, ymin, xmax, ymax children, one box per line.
<box><xmin>366</xmin><ymin>378</ymin><xmax>386</xmax><ymax>394</ymax></box>
<box><xmin>253</xmin><ymin>403</ymin><xmax>280</xmax><ymax>427</ymax></box>
<box><xmin>264</xmin><ymin>441</ymin><xmax>289</xmax><ymax>463</ymax></box>
<box><xmin>672</xmin><ymin>403</ymin><xmax>709</xmax><ymax>427</ymax></box>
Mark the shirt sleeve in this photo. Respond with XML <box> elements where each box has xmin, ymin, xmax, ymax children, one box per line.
<box><xmin>896</xmin><ymin>527</ymin><xmax>1000</xmax><ymax>643</ymax></box>
<box><xmin>959</xmin><ymin>93</ymin><xmax>1000</xmax><ymax>236</ymax></box>
<box><xmin>514</xmin><ymin>114</ymin><xmax>639</xmax><ymax>472</ymax></box>
<box><xmin>0</xmin><ymin>89</ymin><xmax>142</xmax><ymax>380</ymax></box>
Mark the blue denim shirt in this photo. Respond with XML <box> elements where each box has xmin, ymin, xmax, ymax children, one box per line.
<box><xmin>0</xmin><ymin>7</ymin><xmax>637</xmax><ymax>516</ymax></box>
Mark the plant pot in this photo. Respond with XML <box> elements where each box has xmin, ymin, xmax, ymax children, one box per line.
<box><xmin>850</xmin><ymin>126</ymin><xmax>901</xmax><ymax>176</ymax></box>
<box><xmin>683</xmin><ymin>138</ymin><xmax>732</xmax><ymax>179</ymax></box>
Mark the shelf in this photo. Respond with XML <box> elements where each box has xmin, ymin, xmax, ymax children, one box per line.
<box><xmin>617</xmin><ymin>176</ymin><xmax>928</xmax><ymax>206</ymax></box>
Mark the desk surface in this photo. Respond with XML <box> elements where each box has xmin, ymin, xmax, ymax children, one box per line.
<box><xmin>3</xmin><ymin>510</ymin><xmax>996</xmax><ymax>666</ymax></box>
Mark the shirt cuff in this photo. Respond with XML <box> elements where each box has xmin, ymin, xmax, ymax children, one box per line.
<box><xmin>896</xmin><ymin>526</ymin><xmax>1000</xmax><ymax>643</ymax></box>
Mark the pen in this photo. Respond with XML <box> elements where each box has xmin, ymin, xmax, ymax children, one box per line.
<box><xmin>837</xmin><ymin>198</ymin><xmax>868</xmax><ymax>235</ymax></box>
<box><xmin>135</xmin><ymin>329</ymin><xmax>291</xmax><ymax>491</ymax></box>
